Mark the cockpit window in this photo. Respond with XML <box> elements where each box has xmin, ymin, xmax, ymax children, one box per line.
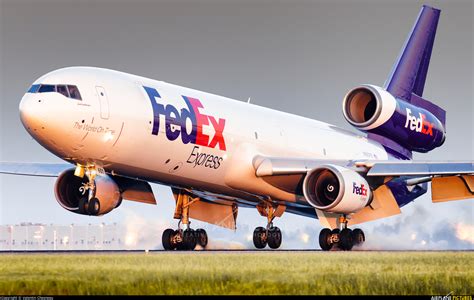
<box><xmin>57</xmin><ymin>85</ymin><xmax>69</xmax><ymax>97</ymax></box>
<box><xmin>67</xmin><ymin>85</ymin><xmax>82</xmax><ymax>100</ymax></box>
<box><xmin>38</xmin><ymin>84</ymin><xmax>56</xmax><ymax>93</ymax></box>
<box><xmin>27</xmin><ymin>84</ymin><xmax>40</xmax><ymax>93</ymax></box>
<box><xmin>27</xmin><ymin>83</ymin><xmax>82</xmax><ymax>100</ymax></box>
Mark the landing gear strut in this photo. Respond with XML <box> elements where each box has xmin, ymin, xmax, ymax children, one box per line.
<box><xmin>318</xmin><ymin>215</ymin><xmax>365</xmax><ymax>251</ymax></box>
<box><xmin>162</xmin><ymin>191</ymin><xmax>208</xmax><ymax>251</ymax></box>
<box><xmin>252</xmin><ymin>202</ymin><xmax>284</xmax><ymax>249</ymax></box>
<box><xmin>77</xmin><ymin>165</ymin><xmax>101</xmax><ymax>216</ymax></box>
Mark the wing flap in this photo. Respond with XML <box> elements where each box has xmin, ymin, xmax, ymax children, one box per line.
<box><xmin>432</xmin><ymin>175</ymin><xmax>474</xmax><ymax>202</ymax></box>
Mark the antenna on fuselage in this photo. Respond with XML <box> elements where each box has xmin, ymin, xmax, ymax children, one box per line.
<box><xmin>247</xmin><ymin>97</ymin><xmax>251</xmax><ymax>104</ymax></box>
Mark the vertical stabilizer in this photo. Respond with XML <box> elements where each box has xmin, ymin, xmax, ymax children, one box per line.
<box><xmin>384</xmin><ymin>5</ymin><xmax>440</xmax><ymax>100</ymax></box>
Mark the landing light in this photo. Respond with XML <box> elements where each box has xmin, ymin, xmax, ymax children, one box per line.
<box><xmin>103</xmin><ymin>131</ymin><xmax>114</xmax><ymax>142</ymax></box>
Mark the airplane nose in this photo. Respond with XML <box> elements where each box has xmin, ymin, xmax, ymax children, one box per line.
<box><xmin>19</xmin><ymin>94</ymin><xmax>45</xmax><ymax>134</ymax></box>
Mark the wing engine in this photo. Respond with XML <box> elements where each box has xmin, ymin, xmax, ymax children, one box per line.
<box><xmin>302</xmin><ymin>164</ymin><xmax>372</xmax><ymax>214</ymax></box>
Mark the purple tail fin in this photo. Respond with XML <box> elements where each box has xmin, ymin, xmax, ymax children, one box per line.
<box><xmin>384</xmin><ymin>5</ymin><xmax>440</xmax><ymax>100</ymax></box>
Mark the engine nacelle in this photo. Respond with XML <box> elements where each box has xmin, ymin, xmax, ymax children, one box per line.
<box><xmin>342</xmin><ymin>84</ymin><xmax>446</xmax><ymax>153</ymax></box>
<box><xmin>302</xmin><ymin>164</ymin><xmax>372</xmax><ymax>214</ymax></box>
<box><xmin>54</xmin><ymin>169</ymin><xmax>122</xmax><ymax>216</ymax></box>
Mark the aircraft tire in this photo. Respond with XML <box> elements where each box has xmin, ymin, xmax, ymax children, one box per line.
<box><xmin>78</xmin><ymin>198</ymin><xmax>88</xmax><ymax>215</ymax></box>
<box><xmin>267</xmin><ymin>227</ymin><xmax>282</xmax><ymax>249</ymax></box>
<box><xmin>253</xmin><ymin>227</ymin><xmax>267</xmax><ymax>249</ymax></box>
<box><xmin>339</xmin><ymin>228</ymin><xmax>354</xmax><ymax>251</ymax></box>
<box><xmin>183</xmin><ymin>229</ymin><xmax>197</xmax><ymax>250</ymax></box>
<box><xmin>319</xmin><ymin>228</ymin><xmax>333</xmax><ymax>251</ymax></box>
<box><xmin>353</xmin><ymin>228</ymin><xmax>365</xmax><ymax>245</ymax></box>
<box><xmin>162</xmin><ymin>228</ymin><xmax>175</xmax><ymax>250</ymax></box>
<box><xmin>88</xmin><ymin>198</ymin><xmax>100</xmax><ymax>216</ymax></box>
<box><xmin>196</xmin><ymin>229</ymin><xmax>208</xmax><ymax>248</ymax></box>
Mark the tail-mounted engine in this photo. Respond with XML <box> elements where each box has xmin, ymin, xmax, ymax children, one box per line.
<box><xmin>342</xmin><ymin>84</ymin><xmax>446</xmax><ymax>153</ymax></box>
<box><xmin>54</xmin><ymin>169</ymin><xmax>122</xmax><ymax>216</ymax></box>
<box><xmin>302</xmin><ymin>164</ymin><xmax>372</xmax><ymax>214</ymax></box>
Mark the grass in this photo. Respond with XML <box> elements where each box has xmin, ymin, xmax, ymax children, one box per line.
<box><xmin>0</xmin><ymin>251</ymin><xmax>472</xmax><ymax>295</ymax></box>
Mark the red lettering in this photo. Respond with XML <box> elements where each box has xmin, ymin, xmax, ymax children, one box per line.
<box><xmin>208</xmin><ymin>116</ymin><xmax>226</xmax><ymax>151</ymax></box>
<box><xmin>187</xmin><ymin>97</ymin><xmax>210</xmax><ymax>147</ymax></box>
<box><xmin>424</xmin><ymin>122</ymin><xmax>433</xmax><ymax>136</ymax></box>
<box><xmin>421</xmin><ymin>114</ymin><xmax>434</xmax><ymax>136</ymax></box>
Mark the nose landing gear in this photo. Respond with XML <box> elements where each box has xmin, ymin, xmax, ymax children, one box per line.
<box><xmin>318</xmin><ymin>215</ymin><xmax>365</xmax><ymax>251</ymax></box>
<box><xmin>77</xmin><ymin>165</ymin><xmax>101</xmax><ymax>216</ymax></box>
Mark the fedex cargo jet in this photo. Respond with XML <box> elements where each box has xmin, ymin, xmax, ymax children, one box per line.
<box><xmin>1</xmin><ymin>5</ymin><xmax>473</xmax><ymax>251</ymax></box>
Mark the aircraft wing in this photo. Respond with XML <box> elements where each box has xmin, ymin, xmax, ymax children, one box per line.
<box><xmin>0</xmin><ymin>162</ymin><xmax>157</xmax><ymax>206</ymax></box>
<box><xmin>0</xmin><ymin>162</ymin><xmax>72</xmax><ymax>177</ymax></box>
<box><xmin>361</xmin><ymin>161</ymin><xmax>474</xmax><ymax>176</ymax></box>
<box><xmin>255</xmin><ymin>156</ymin><xmax>474</xmax><ymax>177</ymax></box>
<box><xmin>254</xmin><ymin>156</ymin><xmax>474</xmax><ymax>228</ymax></box>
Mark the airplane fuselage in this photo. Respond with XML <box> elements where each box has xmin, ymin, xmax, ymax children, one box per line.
<box><xmin>20</xmin><ymin>67</ymin><xmax>390</xmax><ymax>207</ymax></box>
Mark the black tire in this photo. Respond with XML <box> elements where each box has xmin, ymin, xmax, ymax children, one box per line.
<box><xmin>253</xmin><ymin>227</ymin><xmax>267</xmax><ymax>249</ymax></box>
<box><xmin>339</xmin><ymin>228</ymin><xmax>354</xmax><ymax>251</ymax></box>
<box><xmin>78</xmin><ymin>198</ymin><xmax>88</xmax><ymax>214</ymax></box>
<box><xmin>319</xmin><ymin>228</ymin><xmax>333</xmax><ymax>251</ymax></box>
<box><xmin>353</xmin><ymin>228</ymin><xmax>365</xmax><ymax>245</ymax></box>
<box><xmin>175</xmin><ymin>230</ymin><xmax>186</xmax><ymax>250</ymax></box>
<box><xmin>267</xmin><ymin>227</ymin><xmax>282</xmax><ymax>249</ymax></box>
<box><xmin>162</xmin><ymin>228</ymin><xmax>175</xmax><ymax>250</ymax></box>
<box><xmin>183</xmin><ymin>229</ymin><xmax>197</xmax><ymax>250</ymax></box>
<box><xmin>88</xmin><ymin>198</ymin><xmax>100</xmax><ymax>216</ymax></box>
<box><xmin>195</xmin><ymin>229</ymin><xmax>208</xmax><ymax>248</ymax></box>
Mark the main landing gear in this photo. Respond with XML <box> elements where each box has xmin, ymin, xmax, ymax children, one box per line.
<box><xmin>162</xmin><ymin>191</ymin><xmax>208</xmax><ymax>251</ymax></box>
<box><xmin>162</xmin><ymin>226</ymin><xmax>208</xmax><ymax>251</ymax></box>
<box><xmin>319</xmin><ymin>215</ymin><xmax>365</xmax><ymax>251</ymax></box>
<box><xmin>252</xmin><ymin>202</ymin><xmax>285</xmax><ymax>249</ymax></box>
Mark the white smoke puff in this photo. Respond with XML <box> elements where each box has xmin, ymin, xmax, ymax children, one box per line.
<box><xmin>455</xmin><ymin>223</ymin><xmax>474</xmax><ymax>244</ymax></box>
<box><xmin>205</xmin><ymin>238</ymin><xmax>246</xmax><ymax>250</ymax></box>
<box><xmin>300</xmin><ymin>232</ymin><xmax>310</xmax><ymax>244</ymax></box>
<box><xmin>122</xmin><ymin>209</ymin><xmax>172</xmax><ymax>250</ymax></box>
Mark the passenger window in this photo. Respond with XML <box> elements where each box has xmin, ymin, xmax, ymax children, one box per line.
<box><xmin>67</xmin><ymin>85</ymin><xmax>82</xmax><ymax>100</ymax></box>
<box><xmin>57</xmin><ymin>85</ymin><xmax>69</xmax><ymax>97</ymax></box>
<box><xmin>27</xmin><ymin>84</ymin><xmax>40</xmax><ymax>93</ymax></box>
<box><xmin>38</xmin><ymin>84</ymin><xmax>56</xmax><ymax>93</ymax></box>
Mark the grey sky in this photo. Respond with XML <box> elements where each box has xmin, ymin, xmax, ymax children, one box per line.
<box><xmin>0</xmin><ymin>0</ymin><xmax>472</xmax><ymax>249</ymax></box>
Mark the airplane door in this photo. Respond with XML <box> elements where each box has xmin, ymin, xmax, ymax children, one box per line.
<box><xmin>96</xmin><ymin>86</ymin><xmax>110</xmax><ymax>119</ymax></box>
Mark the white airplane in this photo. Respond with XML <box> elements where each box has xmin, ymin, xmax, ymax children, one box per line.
<box><xmin>1</xmin><ymin>5</ymin><xmax>473</xmax><ymax>251</ymax></box>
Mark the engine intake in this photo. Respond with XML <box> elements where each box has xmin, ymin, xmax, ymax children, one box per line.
<box><xmin>54</xmin><ymin>169</ymin><xmax>121</xmax><ymax>216</ymax></box>
<box><xmin>302</xmin><ymin>165</ymin><xmax>372</xmax><ymax>214</ymax></box>
<box><xmin>342</xmin><ymin>84</ymin><xmax>446</xmax><ymax>153</ymax></box>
